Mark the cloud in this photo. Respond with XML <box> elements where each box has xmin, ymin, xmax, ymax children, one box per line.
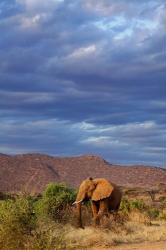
<box><xmin>16</xmin><ymin>0</ymin><xmax>64</xmax><ymax>13</ymax></box>
<box><xmin>79</xmin><ymin>121</ymin><xmax>166</xmax><ymax>166</ymax></box>
<box><xmin>0</xmin><ymin>118</ymin><xmax>165</xmax><ymax>166</ymax></box>
<box><xmin>0</xmin><ymin>0</ymin><xmax>166</xmax><ymax>167</ymax></box>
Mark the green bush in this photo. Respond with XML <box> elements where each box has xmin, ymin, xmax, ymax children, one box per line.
<box><xmin>35</xmin><ymin>183</ymin><xmax>76</xmax><ymax>221</ymax></box>
<box><xmin>120</xmin><ymin>198</ymin><xmax>131</xmax><ymax>213</ymax></box>
<box><xmin>0</xmin><ymin>191</ymin><xmax>13</xmax><ymax>200</ymax></box>
<box><xmin>147</xmin><ymin>208</ymin><xmax>160</xmax><ymax>219</ymax></box>
<box><xmin>29</xmin><ymin>222</ymin><xmax>71</xmax><ymax>250</ymax></box>
<box><xmin>162</xmin><ymin>198</ymin><xmax>166</xmax><ymax>208</ymax></box>
<box><xmin>129</xmin><ymin>199</ymin><xmax>145</xmax><ymax>210</ymax></box>
<box><xmin>120</xmin><ymin>198</ymin><xmax>145</xmax><ymax>213</ymax></box>
<box><xmin>159</xmin><ymin>209</ymin><xmax>166</xmax><ymax>220</ymax></box>
<box><xmin>0</xmin><ymin>197</ymin><xmax>36</xmax><ymax>249</ymax></box>
<box><xmin>0</xmin><ymin>183</ymin><xmax>76</xmax><ymax>249</ymax></box>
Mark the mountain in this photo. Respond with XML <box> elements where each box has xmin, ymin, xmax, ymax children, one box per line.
<box><xmin>0</xmin><ymin>153</ymin><xmax>165</xmax><ymax>193</ymax></box>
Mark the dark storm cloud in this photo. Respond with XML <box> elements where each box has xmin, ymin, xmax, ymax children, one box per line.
<box><xmin>0</xmin><ymin>0</ymin><xmax>166</xmax><ymax>167</ymax></box>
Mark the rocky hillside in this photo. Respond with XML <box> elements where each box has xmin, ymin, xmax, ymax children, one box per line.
<box><xmin>0</xmin><ymin>153</ymin><xmax>165</xmax><ymax>193</ymax></box>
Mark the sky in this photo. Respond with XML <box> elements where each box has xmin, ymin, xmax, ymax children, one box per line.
<box><xmin>0</xmin><ymin>0</ymin><xmax>166</xmax><ymax>167</ymax></box>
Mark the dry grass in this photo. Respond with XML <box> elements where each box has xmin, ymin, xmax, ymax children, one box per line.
<box><xmin>128</xmin><ymin>209</ymin><xmax>151</xmax><ymax>225</ymax></box>
<box><xmin>65</xmin><ymin>220</ymin><xmax>166</xmax><ymax>249</ymax></box>
<box><xmin>65</xmin><ymin>188</ymin><xmax>166</xmax><ymax>249</ymax></box>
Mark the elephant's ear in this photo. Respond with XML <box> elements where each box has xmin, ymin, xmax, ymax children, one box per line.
<box><xmin>92</xmin><ymin>178</ymin><xmax>114</xmax><ymax>201</ymax></box>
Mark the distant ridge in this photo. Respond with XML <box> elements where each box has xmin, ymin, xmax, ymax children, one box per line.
<box><xmin>0</xmin><ymin>153</ymin><xmax>165</xmax><ymax>193</ymax></box>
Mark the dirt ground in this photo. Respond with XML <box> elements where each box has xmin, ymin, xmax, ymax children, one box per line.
<box><xmin>93</xmin><ymin>241</ymin><xmax>166</xmax><ymax>250</ymax></box>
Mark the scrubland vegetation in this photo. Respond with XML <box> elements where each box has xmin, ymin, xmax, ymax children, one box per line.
<box><xmin>0</xmin><ymin>183</ymin><xmax>166</xmax><ymax>249</ymax></box>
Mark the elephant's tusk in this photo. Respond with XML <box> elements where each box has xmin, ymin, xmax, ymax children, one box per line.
<box><xmin>72</xmin><ymin>199</ymin><xmax>83</xmax><ymax>205</ymax></box>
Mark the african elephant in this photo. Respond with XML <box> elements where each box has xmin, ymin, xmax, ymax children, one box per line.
<box><xmin>73</xmin><ymin>177</ymin><xmax>122</xmax><ymax>228</ymax></box>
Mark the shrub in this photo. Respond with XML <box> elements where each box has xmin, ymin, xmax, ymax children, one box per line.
<box><xmin>120</xmin><ymin>198</ymin><xmax>131</xmax><ymax>214</ymax></box>
<box><xmin>162</xmin><ymin>198</ymin><xmax>166</xmax><ymax>208</ymax></box>
<box><xmin>28</xmin><ymin>222</ymin><xmax>71</xmax><ymax>250</ymax></box>
<box><xmin>35</xmin><ymin>183</ymin><xmax>76</xmax><ymax>221</ymax></box>
<box><xmin>129</xmin><ymin>199</ymin><xmax>145</xmax><ymax>210</ymax></box>
<box><xmin>147</xmin><ymin>208</ymin><xmax>160</xmax><ymax>219</ymax></box>
<box><xmin>0</xmin><ymin>192</ymin><xmax>13</xmax><ymax>200</ymax></box>
<box><xmin>0</xmin><ymin>197</ymin><xmax>36</xmax><ymax>249</ymax></box>
<box><xmin>120</xmin><ymin>198</ymin><xmax>145</xmax><ymax>214</ymax></box>
<box><xmin>159</xmin><ymin>209</ymin><xmax>166</xmax><ymax>220</ymax></box>
<box><xmin>0</xmin><ymin>183</ymin><xmax>76</xmax><ymax>250</ymax></box>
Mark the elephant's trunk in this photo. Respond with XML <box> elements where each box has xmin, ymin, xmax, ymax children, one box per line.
<box><xmin>76</xmin><ymin>202</ymin><xmax>84</xmax><ymax>228</ymax></box>
<box><xmin>74</xmin><ymin>189</ymin><xmax>86</xmax><ymax>228</ymax></box>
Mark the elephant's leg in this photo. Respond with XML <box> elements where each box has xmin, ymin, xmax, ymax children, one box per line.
<box><xmin>91</xmin><ymin>201</ymin><xmax>99</xmax><ymax>226</ymax></box>
<box><xmin>95</xmin><ymin>200</ymin><xmax>107</xmax><ymax>226</ymax></box>
<box><xmin>112</xmin><ymin>208</ymin><xmax>120</xmax><ymax>222</ymax></box>
<box><xmin>111</xmin><ymin>203</ymin><xmax>120</xmax><ymax>222</ymax></box>
<box><xmin>113</xmin><ymin>211</ymin><xmax>118</xmax><ymax>221</ymax></box>
<box><xmin>91</xmin><ymin>201</ymin><xmax>98</xmax><ymax>217</ymax></box>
